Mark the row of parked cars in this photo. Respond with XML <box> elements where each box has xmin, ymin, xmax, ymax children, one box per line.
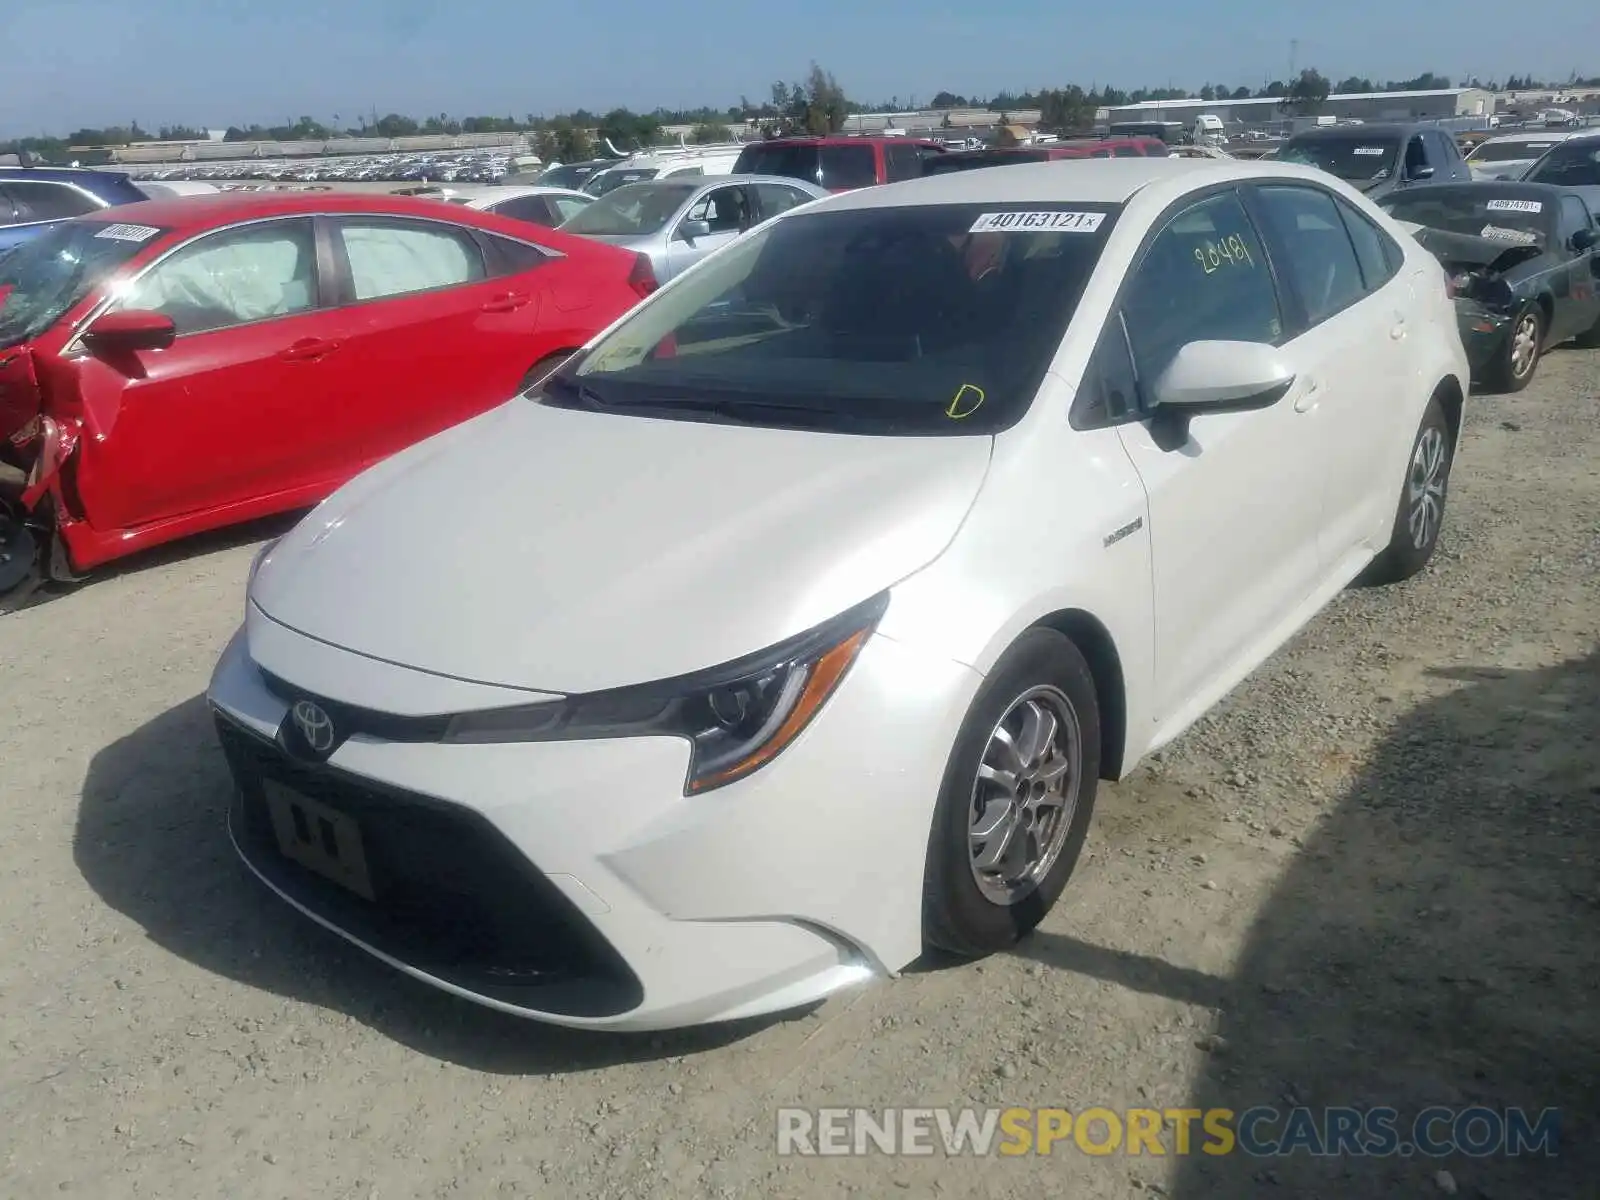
<box><xmin>5</xmin><ymin>122</ymin><xmax>1598</xmax><ymax>1029</ymax></box>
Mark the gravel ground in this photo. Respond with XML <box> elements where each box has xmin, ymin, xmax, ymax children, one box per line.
<box><xmin>1</xmin><ymin>346</ymin><xmax>1596</xmax><ymax>1199</ymax></box>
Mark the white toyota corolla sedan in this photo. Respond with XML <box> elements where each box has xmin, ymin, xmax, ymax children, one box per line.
<box><xmin>208</xmin><ymin>159</ymin><xmax>1468</xmax><ymax>1031</ymax></box>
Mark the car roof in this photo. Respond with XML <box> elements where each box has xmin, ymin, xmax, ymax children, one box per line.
<box><xmin>1388</xmin><ymin>180</ymin><xmax>1569</xmax><ymax>200</ymax></box>
<box><xmin>72</xmin><ymin>189</ymin><xmax>523</xmax><ymax>231</ymax></box>
<box><xmin>0</xmin><ymin>166</ymin><xmax>135</xmax><ymax>185</ymax></box>
<box><xmin>1478</xmin><ymin>130</ymin><xmax>1582</xmax><ymax>145</ymax></box>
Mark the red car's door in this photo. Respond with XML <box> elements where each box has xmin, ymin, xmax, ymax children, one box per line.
<box><xmin>69</xmin><ymin>216</ymin><xmax>341</xmax><ymax>530</ymax></box>
<box><xmin>314</xmin><ymin>214</ymin><xmax>557</xmax><ymax>465</ymax></box>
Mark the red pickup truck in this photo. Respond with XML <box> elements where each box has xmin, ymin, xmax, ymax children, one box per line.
<box><xmin>731</xmin><ymin>137</ymin><xmax>948</xmax><ymax>191</ymax></box>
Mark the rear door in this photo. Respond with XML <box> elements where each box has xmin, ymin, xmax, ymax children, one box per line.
<box><xmin>319</xmin><ymin>214</ymin><xmax>556</xmax><ymax>461</ymax></box>
<box><xmin>1249</xmin><ymin>183</ymin><xmax>1411</xmax><ymax>567</ymax></box>
<box><xmin>69</xmin><ymin>216</ymin><xmax>338</xmax><ymax>529</ymax></box>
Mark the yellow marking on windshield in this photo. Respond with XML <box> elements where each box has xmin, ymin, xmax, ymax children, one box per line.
<box><xmin>947</xmin><ymin>384</ymin><xmax>986</xmax><ymax>419</ymax></box>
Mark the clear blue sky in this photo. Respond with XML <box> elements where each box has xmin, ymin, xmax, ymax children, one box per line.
<box><xmin>2</xmin><ymin>0</ymin><xmax>1596</xmax><ymax>137</ymax></box>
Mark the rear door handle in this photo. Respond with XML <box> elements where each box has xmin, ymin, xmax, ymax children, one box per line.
<box><xmin>1293</xmin><ymin>378</ymin><xmax>1321</xmax><ymax>414</ymax></box>
<box><xmin>279</xmin><ymin>337</ymin><xmax>341</xmax><ymax>362</ymax></box>
<box><xmin>481</xmin><ymin>291</ymin><xmax>530</xmax><ymax>313</ymax></box>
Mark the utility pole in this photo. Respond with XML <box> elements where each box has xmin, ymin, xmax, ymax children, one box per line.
<box><xmin>1289</xmin><ymin>39</ymin><xmax>1299</xmax><ymax>82</ymax></box>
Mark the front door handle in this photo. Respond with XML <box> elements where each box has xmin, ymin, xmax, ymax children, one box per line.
<box><xmin>1293</xmin><ymin>378</ymin><xmax>1321</xmax><ymax>414</ymax></box>
<box><xmin>481</xmin><ymin>291</ymin><xmax>530</xmax><ymax>313</ymax></box>
<box><xmin>279</xmin><ymin>337</ymin><xmax>341</xmax><ymax>362</ymax></box>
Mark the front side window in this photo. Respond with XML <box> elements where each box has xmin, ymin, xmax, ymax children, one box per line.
<box><xmin>754</xmin><ymin>184</ymin><xmax>812</xmax><ymax>218</ymax></box>
<box><xmin>1254</xmin><ymin>185</ymin><xmax>1367</xmax><ymax>326</ymax></box>
<box><xmin>4</xmin><ymin>181</ymin><xmax>102</xmax><ymax>223</ymax></box>
<box><xmin>0</xmin><ymin>220</ymin><xmax>155</xmax><ymax>349</ymax></box>
<box><xmin>335</xmin><ymin>219</ymin><xmax>485</xmax><ymax>302</ymax></box>
<box><xmin>684</xmin><ymin>186</ymin><xmax>751</xmax><ymax>235</ymax></box>
<box><xmin>1559</xmin><ymin>195</ymin><xmax>1595</xmax><ymax>239</ymax></box>
<box><xmin>120</xmin><ymin>218</ymin><xmax>317</xmax><ymax>335</ymax></box>
<box><xmin>1120</xmin><ymin>191</ymin><xmax>1281</xmax><ymax>385</ymax></box>
<box><xmin>491</xmin><ymin>195</ymin><xmax>558</xmax><ymax>226</ymax></box>
<box><xmin>884</xmin><ymin>143</ymin><xmax>921</xmax><ymax>183</ymax></box>
<box><xmin>542</xmin><ymin>202</ymin><xmax>1120</xmax><ymax>435</ymax></box>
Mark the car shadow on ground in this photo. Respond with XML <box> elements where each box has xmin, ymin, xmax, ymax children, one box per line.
<box><xmin>76</xmin><ymin>695</ymin><xmax>799</xmax><ymax>1073</ymax></box>
<box><xmin>1023</xmin><ymin>651</ymin><xmax>1600</xmax><ymax>1196</ymax></box>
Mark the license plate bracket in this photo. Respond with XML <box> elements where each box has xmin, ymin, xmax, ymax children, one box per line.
<box><xmin>263</xmin><ymin>781</ymin><xmax>376</xmax><ymax>901</ymax></box>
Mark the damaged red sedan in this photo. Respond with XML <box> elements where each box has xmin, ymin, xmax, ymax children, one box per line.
<box><xmin>0</xmin><ymin>192</ymin><xmax>656</xmax><ymax>601</ymax></box>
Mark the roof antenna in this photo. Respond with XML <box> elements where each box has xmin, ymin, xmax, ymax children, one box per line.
<box><xmin>603</xmin><ymin>137</ymin><xmax>627</xmax><ymax>158</ymax></box>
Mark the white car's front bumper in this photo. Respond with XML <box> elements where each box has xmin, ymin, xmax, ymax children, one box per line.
<box><xmin>206</xmin><ymin>622</ymin><xmax>981</xmax><ymax>1031</ymax></box>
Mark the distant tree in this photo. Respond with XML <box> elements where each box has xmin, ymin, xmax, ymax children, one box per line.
<box><xmin>1335</xmin><ymin>76</ymin><xmax>1375</xmax><ymax>94</ymax></box>
<box><xmin>370</xmin><ymin>113</ymin><xmax>420</xmax><ymax>138</ymax></box>
<box><xmin>691</xmin><ymin>123</ymin><xmax>733</xmax><ymax>143</ymax></box>
<box><xmin>801</xmin><ymin>62</ymin><xmax>850</xmax><ymax>133</ymax></box>
<box><xmin>931</xmin><ymin>91</ymin><xmax>968</xmax><ymax>108</ymax></box>
<box><xmin>1038</xmin><ymin>85</ymin><xmax>1094</xmax><ymax>134</ymax></box>
<box><xmin>598</xmin><ymin>108</ymin><xmax>660</xmax><ymax>151</ymax></box>
<box><xmin>157</xmin><ymin>125</ymin><xmax>205</xmax><ymax>141</ymax></box>
<box><xmin>1230</xmin><ymin>86</ymin><xmax>1252</xmax><ymax>100</ymax></box>
<box><xmin>1284</xmin><ymin>68</ymin><xmax>1331</xmax><ymax>115</ymax></box>
<box><xmin>1199</xmin><ymin>84</ymin><xmax>1217</xmax><ymax>102</ymax></box>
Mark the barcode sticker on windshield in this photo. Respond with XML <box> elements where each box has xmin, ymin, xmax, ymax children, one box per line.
<box><xmin>1480</xmin><ymin>224</ymin><xmax>1538</xmax><ymax>244</ymax></box>
<box><xmin>969</xmin><ymin>210</ymin><xmax>1105</xmax><ymax>234</ymax></box>
<box><xmin>93</xmin><ymin>223</ymin><xmax>162</xmax><ymax>242</ymax></box>
<box><xmin>1485</xmin><ymin>198</ymin><xmax>1542</xmax><ymax>213</ymax></box>
<box><xmin>1352</xmin><ymin>147</ymin><xmax>1386</xmax><ymax>156</ymax></box>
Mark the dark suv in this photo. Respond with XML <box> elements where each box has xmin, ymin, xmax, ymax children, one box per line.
<box><xmin>731</xmin><ymin>137</ymin><xmax>946</xmax><ymax>191</ymax></box>
<box><xmin>1278</xmin><ymin>124</ymin><xmax>1473</xmax><ymax>201</ymax></box>
<box><xmin>0</xmin><ymin>167</ymin><xmax>150</xmax><ymax>252</ymax></box>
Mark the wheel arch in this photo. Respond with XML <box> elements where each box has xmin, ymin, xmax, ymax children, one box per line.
<box><xmin>1032</xmin><ymin>608</ymin><xmax>1128</xmax><ymax>781</ymax></box>
<box><xmin>1432</xmin><ymin>372</ymin><xmax>1465</xmax><ymax>450</ymax></box>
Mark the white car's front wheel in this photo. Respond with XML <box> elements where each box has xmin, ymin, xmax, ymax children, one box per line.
<box><xmin>1361</xmin><ymin>394</ymin><xmax>1455</xmax><ymax>585</ymax></box>
<box><xmin>923</xmin><ymin>628</ymin><xmax>1101</xmax><ymax>958</ymax></box>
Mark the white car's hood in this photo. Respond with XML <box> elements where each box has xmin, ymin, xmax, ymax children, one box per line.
<box><xmin>251</xmin><ymin>400</ymin><xmax>992</xmax><ymax>694</ymax></box>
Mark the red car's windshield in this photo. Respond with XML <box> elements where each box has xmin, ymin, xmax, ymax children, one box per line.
<box><xmin>0</xmin><ymin>221</ymin><xmax>159</xmax><ymax>350</ymax></box>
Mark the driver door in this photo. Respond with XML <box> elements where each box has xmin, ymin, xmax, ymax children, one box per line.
<box><xmin>1555</xmin><ymin>194</ymin><xmax>1600</xmax><ymax>341</ymax></box>
<box><xmin>662</xmin><ymin>184</ymin><xmax>753</xmax><ymax>281</ymax></box>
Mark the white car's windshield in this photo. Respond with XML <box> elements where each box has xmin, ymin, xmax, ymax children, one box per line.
<box><xmin>0</xmin><ymin>221</ymin><xmax>155</xmax><ymax>350</ymax></box>
<box><xmin>561</xmin><ymin>181</ymin><xmax>699</xmax><ymax>236</ymax></box>
<box><xmin>540</xmin><ymin>202</ymin><xmax>1121</xmax><ymax>435</ymax></box>
<box><xmin>1468</xmin><ymin>139</ymin><xmax>1558</xmax><ymax>164</ymax></box>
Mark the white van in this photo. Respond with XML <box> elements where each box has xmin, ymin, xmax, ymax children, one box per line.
<box><xmin>582</xmin><ymin>148</ymin><xmax>743</xmax><ymax>197</ymax></box>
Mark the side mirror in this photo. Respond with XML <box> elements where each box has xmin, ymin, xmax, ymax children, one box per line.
<box><xmin>1570</xmin><ymin>227</ymin><xmax>1597</xmax><ymax>253</ymax></box>
<box><xmin>1408</xmin><ymin>164</ymin><xmax>1435</xmax><ymax>181</ymax></box>
<box><xmin>81</xmin><ymin>309</ymin><xmax>177</xmax><ymax>355</ymax></box>
<box><xmin>677</xmin><ymin>218</ymin><xmax>712</xmax><ymax>243</ymax></box>
<box><xmin>1148</xmin><ymin>341</ymin><xmax>1294</xmax><ymax>449</ymax></box>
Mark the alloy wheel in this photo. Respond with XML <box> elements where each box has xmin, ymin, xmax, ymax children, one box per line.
<box><xmin>1407</xmin><ymin>425</ymin><xmax>1448</xmax><ymax>551</ymax></box>
<box><xmin>1510</xmin><ymin>312</ymin><xmax>1539</xmax><ymax>379</ymax></box>
<box><xmin>968</xmin><ymin>686</ymin><xmax>1082</xmax><ymax>905</ymax></box>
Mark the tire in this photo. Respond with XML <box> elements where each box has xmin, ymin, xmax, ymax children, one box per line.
<box><xmin>1360</xmin><ymin>395</ymin><xmax>1454</xmax><ymax>586</ymax></box>
<box><xmin>519</xmin><ymin>351</ymin><xmax>576</xmax><ymax>392</ymax></box>
<box><xmin>923</xmin><ymin>628</ymin><xmax>1101</xmax><ymax>958</ymax></box>
<box><xmin>1488</xmin><ymin>304</ymin><xmax>1543</xmax><ymax>393</ymax></box>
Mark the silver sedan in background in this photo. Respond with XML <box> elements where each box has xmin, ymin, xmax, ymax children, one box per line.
<box><xmin>557</xmin><ymin>174</ymin><xmax>826</xmax><ymax>282</ymax></box>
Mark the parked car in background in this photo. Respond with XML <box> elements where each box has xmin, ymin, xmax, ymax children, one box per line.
<box><xmin>731</xmin><ymin>136</ymin><xmax>946</xmax><ymax>191</ymax></box>
<box><xmin>1519</xmin><ymin>132</ymin><xmax>1600</xmax><ymax>212</ymax></box>
<box><xmin>411</xmin><ymin>184</ymin><xmax>594</xmax><ymax>228</ymax></box>
<box><xmin>536</xmin><ymin>160</ymin><xmax>616</xmax><ymax>190</ymax></box>
<box><xmin>134</xmin><ymin>181</ymin><xmax>223</xmax><ymax>200</ymax></box>
<box><xmin>1464</xmin><ymin>131</ymin><xmax>1583</xmax><ymax>181</ymax></box>
<box><xmin>0</xmin><ymin>192</ymin><xmax>657</xmax><ymax>600</ymax></box>
<box><xmin>582</xmin><ymin>154</ymin><xmax>742</xmax><ymax>197</ymax></box>
<box><xmin>558</xmin><ymin>174</ymin><xmax>825</xmax><ymax>283</ymax></box>
<box><xmin>1279</xmin><ymin>123</ymin><xmax>1473</xmax><ymax>201</ymax></box>
<box><xmin>208</xmin><ymin>158</ymin><xmax>1467</xmax><ymax>1031</ymax></box>
<box><xmin>1381</xmin><ymin>182</ymin><xmax>1600</xmax><ymax>389</ymax></box>
<box><xmin>0</xmin><ymin>167</ymin><xmax>150</xmax><ymax>252</ymax></box>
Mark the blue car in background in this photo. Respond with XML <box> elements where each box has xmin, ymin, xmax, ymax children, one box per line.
<box><xmin>0</xmin><ymin>167</ymin><xmax>150</xmax><ymax>253</ymax></box>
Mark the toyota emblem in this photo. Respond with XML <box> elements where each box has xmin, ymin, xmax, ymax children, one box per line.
<box><xmin>291</xmin><ymin>699</ymin><xmax>336</xmax><ymax>755</ymax></box>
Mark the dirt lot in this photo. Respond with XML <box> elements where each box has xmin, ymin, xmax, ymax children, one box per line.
<box><xmin>2</xmin><ymin>347</ymin><xmax>1596</xmax><ymax>1199</ymax></box>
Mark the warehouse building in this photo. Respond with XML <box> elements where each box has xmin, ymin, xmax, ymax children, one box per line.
<box><xmin>1105</xmin><ymin>87</ymin><xmax>1495</xmax><ymax>130</ymax></box>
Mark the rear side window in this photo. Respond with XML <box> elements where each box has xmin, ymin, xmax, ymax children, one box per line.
<box><xmin>490</xmin><ymin>195</ymin><xmax>559</xmax><ymax>227</ymax></box>
<box><xmin>479</xmin><ymin>232</ymin><xmax>551</xmax><ymax>276</ymax></box>
<box><xmin>335</xmin><ymin>219</ymin><xmax>487</xmax><ymax>301</ymax></box>
<box><xmin>884</xmin><ymin>143</ymin><xmax>922</xmax><ymax>183</ymax></box>
<box><xmin>1253</xmin><ymin>185</ymin><xmax>1367</xmax><ymax>327</ymax></box>
<box><xmin>1121</xmin><ymin>191</ymin><xmax>1282</xmax><ymax>385</ymax></box>
<box><xmin>1334</xmin><ymin>197</ymin><xmax>1401</xmax><ymax>292</ymax></box>
<box><xmin>119</xmin><ymin>218</ymin><xmax>318</xmax><ymax>335</ymax></box>
<box><xmin>818</xmin><ymin>145</ymin><xmax>879</xmax><ymax>189</ymax></box>
<box><xmin>4</xmin><ymin>181</ymin><xmax>101</xmax><ymax>223</ymax></box>
<box><xmin>754</xmin><ymin>183</ymin><xmax>812</xmax><ymax>218</ymax></box>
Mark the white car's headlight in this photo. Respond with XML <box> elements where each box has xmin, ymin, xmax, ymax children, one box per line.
<box><xmin>441</xmin><ymin>591</ymin><xmax>888</xmax><ymax>794</ymax></box>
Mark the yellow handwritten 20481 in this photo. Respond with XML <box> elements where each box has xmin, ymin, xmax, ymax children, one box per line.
<box><xmin>1193</xmin><ymin>233</ymin><xmax>1255</xmax><ymax>274</ymax></box>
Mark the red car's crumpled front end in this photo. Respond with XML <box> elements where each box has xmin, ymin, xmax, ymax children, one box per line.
<box><xmin>0</xmin><ymin>345</ymin><xmax>44</xmax><ymax>452</ymax></box>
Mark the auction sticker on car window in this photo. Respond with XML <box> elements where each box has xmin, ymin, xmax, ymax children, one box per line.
<box><xmin>969</xmin><ymin>211</ymin><xmax>1105</xmax><ymax>234</ymax></box>
<box><xmin>1480</xmin><ymin>224</ymin><xmax>1539</xmax><ymax>244</ymax></box>
<box><xmin>93</xmin><ymin>223</ymin><xmax>162</xmax><ymax>242</ymax></box>
<box><xmin>1484</xmin><ymin>198</ymin><xmax>1542</xmax><ymax>214</ymax></box>
<box><xmin>1352</xmin><ymin>147</ymin><xmax>1386</xmax><ymax>156</ymax></box>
